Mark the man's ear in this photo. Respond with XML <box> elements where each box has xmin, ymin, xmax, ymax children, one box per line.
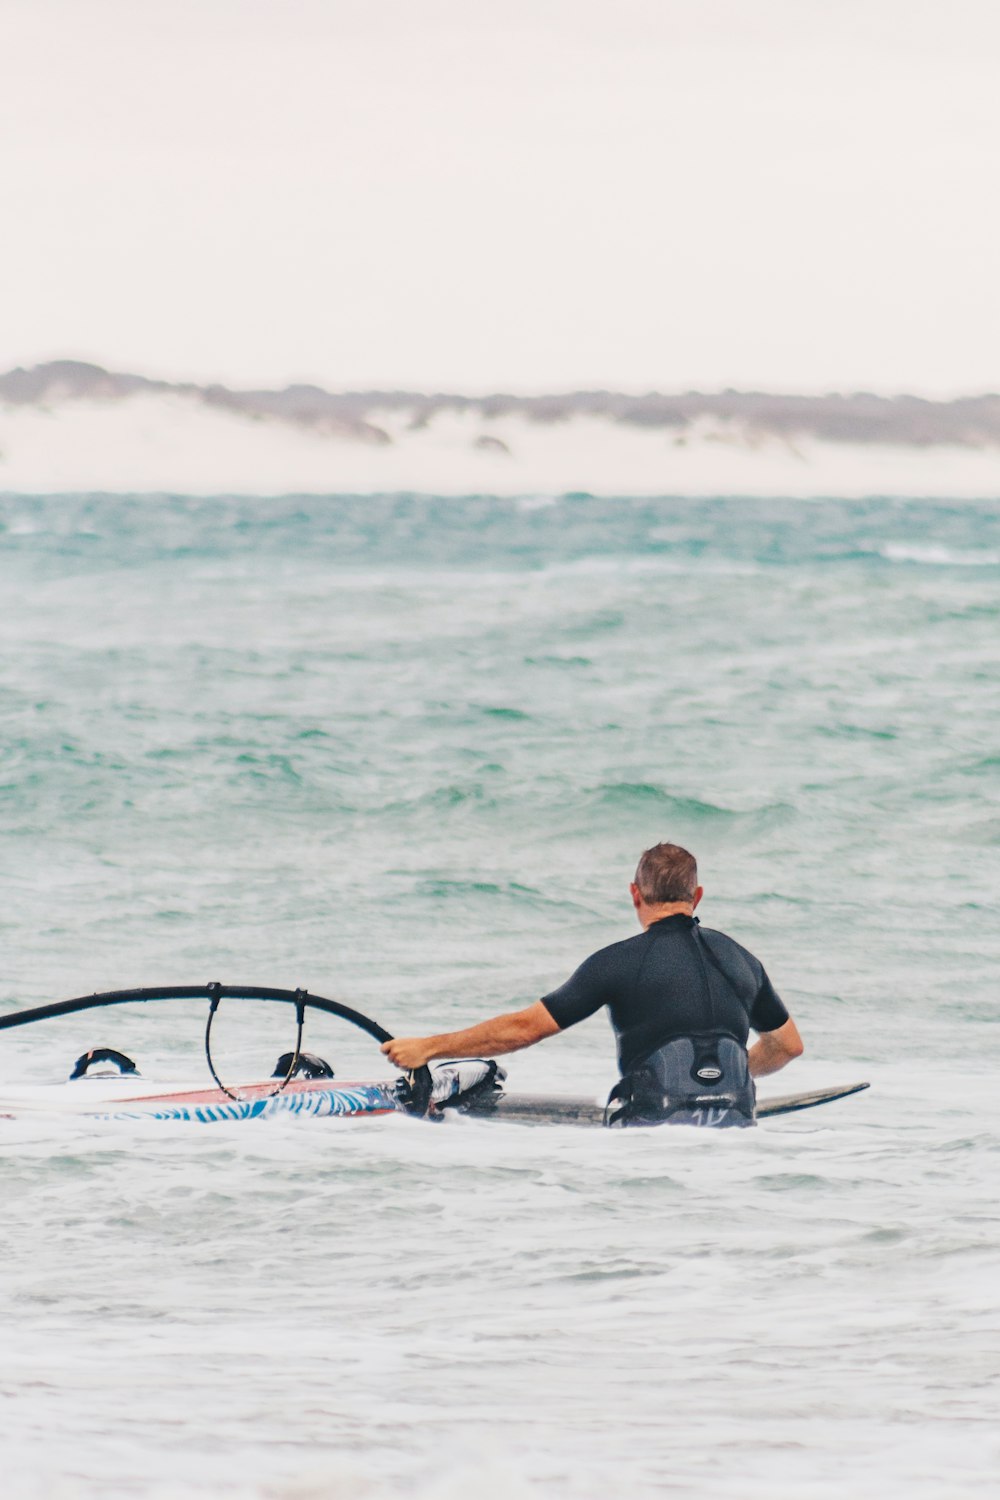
<box><xmin>629</xmin><ymin>882</ymin><xmax>643</xmax><ymax>911</ymax></box>
<box><xmin>692</xmin><ymin>885</ymin><xmax>704</xmax><ymax>910</ymax></box>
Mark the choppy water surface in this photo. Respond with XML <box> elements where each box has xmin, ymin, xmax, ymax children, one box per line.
<box><xmin>1</xmin><ymin>492</ymin><xmax>998</xmax><ymax>1499</ymax></box>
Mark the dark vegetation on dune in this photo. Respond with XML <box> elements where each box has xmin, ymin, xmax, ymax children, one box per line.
<box><xmin>3</xmin><ymin>360</ymin><xmax>1000</xmax><ymax>449</ymax></box>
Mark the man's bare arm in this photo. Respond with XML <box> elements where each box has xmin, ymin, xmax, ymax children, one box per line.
<box><xmin>748</xmin><ymin>1017</ymin><xmax>804</xmax><ymax>1078</ymax></box>
<box><xmin>382</xmin><ymin>1001</ymin><xmax>561</xmax><ymax>1071</ymax></box>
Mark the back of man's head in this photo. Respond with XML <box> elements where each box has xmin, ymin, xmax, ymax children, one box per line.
<box><xmin>634</xmin><ymin>842</ymin><xmax>698</xmax><ymax>905</ymax></box>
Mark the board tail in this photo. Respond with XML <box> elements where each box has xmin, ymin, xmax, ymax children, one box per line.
<box><xmin>754</xmin><ymin>1080</ymin><xmax>870</xmax><ymax>1118</ymax></box>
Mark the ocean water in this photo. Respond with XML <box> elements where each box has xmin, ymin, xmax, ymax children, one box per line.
<box><xmin>1</xmin><ymin>491</ymin><xmax>998</xmax><ymax>1500</ymax></box>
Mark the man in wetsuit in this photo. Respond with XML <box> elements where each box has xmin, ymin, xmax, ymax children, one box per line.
<box><xmin>383</xmin><ymin>842</ymin><xmax>803</xmax><ymax>1126</ymax></box>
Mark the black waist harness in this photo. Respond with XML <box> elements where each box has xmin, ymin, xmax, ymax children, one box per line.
<box><xmin>605</xmin><ymin>1033</ymin><xmax>757</xmax><ymax>1129</ymax></box>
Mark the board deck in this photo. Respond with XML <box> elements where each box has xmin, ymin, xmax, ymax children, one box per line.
<box><xmin>0</xmin><ymin>1076</ymin><xmax>869</xmax><ymax>1125</ymax></box>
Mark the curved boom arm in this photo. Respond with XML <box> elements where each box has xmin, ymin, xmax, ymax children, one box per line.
<box><xmin>0</xmin><ymin>984</ymin><xmax>393</xmax><ymax>1046</ymax></box>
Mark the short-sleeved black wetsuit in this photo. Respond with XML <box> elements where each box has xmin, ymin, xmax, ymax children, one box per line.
<box><xmin>540</xmin><ymin>913</ymin><xmax>789</xmax><ymax>1074</ymax></box>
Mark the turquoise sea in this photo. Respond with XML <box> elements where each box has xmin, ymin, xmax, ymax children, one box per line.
<box><xmin>1</xmin><ymin>491</ymin><xmax>999</xmax><ymax>1499</ymax></box>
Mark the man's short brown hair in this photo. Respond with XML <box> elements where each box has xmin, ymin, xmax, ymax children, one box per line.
<box><xmin>634</xmin><ymin>842</ymin><xmax>698</xmax><ymax>904</ymax></box>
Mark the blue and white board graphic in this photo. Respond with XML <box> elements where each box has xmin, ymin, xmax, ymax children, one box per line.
<box><xmin>98</xmin><ymin>1081</ymin><xmax>397</xmax><ymax>1124</ymax></box>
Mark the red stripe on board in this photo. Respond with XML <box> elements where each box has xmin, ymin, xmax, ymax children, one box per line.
<box><xmin>116</xmin><ymin>1077</ymin><xmax>388</xmax><ymax>1106</ymax></box>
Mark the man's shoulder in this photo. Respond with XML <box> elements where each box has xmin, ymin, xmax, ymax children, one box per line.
<box><xmin>699</xmin><ymin>924</ymin><xmax>765</xmax><ymax>970</ymax></box>
<box><xmin>576</xmin><ymin>931</ymin><xmax>646</xmax><ymax>970</ymax></box>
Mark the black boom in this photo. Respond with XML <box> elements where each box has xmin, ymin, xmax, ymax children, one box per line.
<box><xmin>0</xmin><ymin>983</ymin><xmax>394</xmax><ymax>1042</ymax></box>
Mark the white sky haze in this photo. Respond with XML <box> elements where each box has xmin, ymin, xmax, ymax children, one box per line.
<box><xmin>2</xmin><ymin>0</ymin><xmax>999</xmax><ymax>393</ymax></box>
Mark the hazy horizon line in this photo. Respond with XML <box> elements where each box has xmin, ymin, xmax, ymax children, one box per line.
<box><xmin>4</xmin><ymin>356</ymin><xmax>1000</xmax><ymax>406</ymax></box>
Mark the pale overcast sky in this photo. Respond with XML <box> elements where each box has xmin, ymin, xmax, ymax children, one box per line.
<box><xmin>2</xmin><ymin>0</ymin><xmax>998</xmax><ymax>393</ymax></box>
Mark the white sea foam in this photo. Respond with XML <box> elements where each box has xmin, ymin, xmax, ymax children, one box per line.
<box><xmin>878</xmin><ymin>541</ymin><xmax>1000</xmax><ymax>565</ymax></box>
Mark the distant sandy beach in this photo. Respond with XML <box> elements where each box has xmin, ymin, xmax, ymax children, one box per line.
<box><xmin>2</xmin><ymin>363</ymin><xmax>999</xmax><ymax>498</ymax></box>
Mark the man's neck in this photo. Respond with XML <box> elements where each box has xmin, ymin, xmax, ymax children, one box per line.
<box><xmin>637</xmin><ymin>901</ymin><xmax>694</xmax><ymax>931</ymax></box>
